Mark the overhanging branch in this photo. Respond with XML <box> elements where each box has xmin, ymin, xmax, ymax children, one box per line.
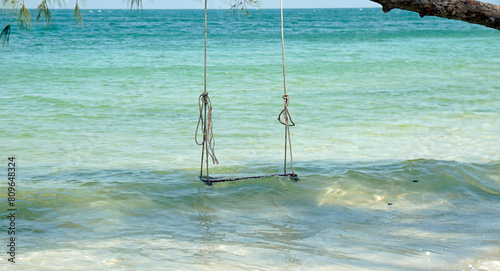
<box><xmin>370</xmin><ymin>0</ymin><xmax>500</xmax><ymax>30</ymax></box>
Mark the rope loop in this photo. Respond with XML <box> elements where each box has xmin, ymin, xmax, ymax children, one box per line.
<box><xmin>278</xmin><ymin>94</ymin><xmax>295</xmax><ymax>127</ymax></box>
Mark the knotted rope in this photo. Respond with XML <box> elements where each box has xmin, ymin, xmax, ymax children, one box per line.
<box><xmin>278</xmin><ymin>94</ymin><xmax>295</xmax><ymax>175</ymax></box>
<box><xmin>196</xmin><ymin>92</ymin><xmax>219</xmax><ymax>166</ymax></box>
<box><xmin>196</xmin><ymin>0</ymin><xmax>218</xmax><ymax>180</ymax></box>
<box><xmin>278</xmin><ymin>94</ymin><xmax>295</xmax><ymax>127</ymax></box>
<box><xmin>278</xmin><ymin>0</ymin><xmax>295</xmax><ymax>175</ymax></box>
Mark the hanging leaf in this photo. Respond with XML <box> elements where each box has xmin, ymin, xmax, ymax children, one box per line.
<box><xmin>36</xmin><ymin>0</ymin><xmax>53</xmax><ymax>27</ymax></box>
<box><xmin>0</xmin><ymin>23</ymin><xmax>11</xmax><ymax>47</ymax></box>
<box><xmin>230</xmin><ymin>0</ymin><xmax>260</xmax><ymax>10</ymax></box>
<box><xmin>74</xmin><ymin>1</ymin><xmax>84</xmax><ymax>28</ymax></box>
<box><xmin>129</xmin><ymin>0</ymin><xmax>143</xmax><ymax>9</ymax></box>
<box><xmin>0</xmin><ymin>0</ymin><xmax>21</xmax><ymax>12</ymax></box>
<box><xmin>17</xmin><ymin>4</ymin><xmax>31</xmax><ymax>30</ymax></box>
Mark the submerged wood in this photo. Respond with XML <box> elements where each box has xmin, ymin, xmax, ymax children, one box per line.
<box><xmin>370</xmin><ymin>0</ymin><xmax>500</xmax><ymax>30</ymax></box>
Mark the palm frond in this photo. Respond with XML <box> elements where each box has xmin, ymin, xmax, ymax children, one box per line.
<box><xmin>0</xmin><ymin>23</ymin><xmax>11</xmax><ymax>47</ymax></box>
<box><xmin>36</xmin><ymin>0</ymin><xmax>53</xmax><ymax>27</ymax></box>
<box><xmin>74</xmin><ymin>1</ymin><xmax>83</xmax><ymax>28</ymax></box>
<box><xmin>17</xmin><ymin>4</ymin><xmax>31</xmax><ymax>30</ymax></box>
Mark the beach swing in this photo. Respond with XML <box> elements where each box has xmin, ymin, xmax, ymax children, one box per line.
<box><xmin>195</xmin><ymin>0</ymin><xmax>297</xmax><ymax>184</ymax></box>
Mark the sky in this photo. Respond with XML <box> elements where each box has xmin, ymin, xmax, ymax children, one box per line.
<box><xmin>23</xmin><ymin>0</ymin><xmax>500</xmax><ymax>9</ymax></box>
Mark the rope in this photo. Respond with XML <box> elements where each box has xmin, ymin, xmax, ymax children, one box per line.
<box><xmin>196</xmin><ymin>0</ymin><xmax>218</xmax><ymax>180</ymax></box>
<box><xmin>278</xmin><ymin>94</ymin><xmax>295</xmax><ymax>127</ymax></box>
<box><xmin>204</xmin><ymin>0</ymin><xmax>207</xmax><ymax>95</ymax></box>
<box><xmin>195</xmin><ymin>0</ymin><xmax>295</xmax><ymax>179</ymax></box>
<box><xmin>280</xmin><ymin>0</ymin><xmax>287</xmax><ymax>95</ymax></box>
<box><xmin>277</xmin><ymin>0</ymin><xmax>295</xmax><ymax>175</ymax></box>
<box><xmin>195</xmin><ymin>93</ymin><xmax>219</xmax><ymax>165</ymax></box>
<box><xmin>277</xmin><ymin>94</ymin><xmax>295</xmax><ymax>174</ymax></box>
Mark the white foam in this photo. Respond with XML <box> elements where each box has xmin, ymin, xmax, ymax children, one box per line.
<box><xmin>479</xmin><ymin>261</ymin><xmax>500</xmax><ymax>271</ymax></box>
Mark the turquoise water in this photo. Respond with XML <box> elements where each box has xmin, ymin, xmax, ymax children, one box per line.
<box><xmin>1</xmin><ymin>8</ymin><xmax>500</xmax><ymax>270</ymax></box>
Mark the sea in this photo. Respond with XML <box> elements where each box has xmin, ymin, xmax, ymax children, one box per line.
<box><xmin>1</xmin><ymin>7</ymin><xmax>499</xmax><ymax>271</ymax></box>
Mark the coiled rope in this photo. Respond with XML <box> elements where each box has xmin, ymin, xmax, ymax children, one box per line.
<box><xmin>277</xmin><ymin>0</ymin><xmax>295</xmax><ymax>175</ymax></box>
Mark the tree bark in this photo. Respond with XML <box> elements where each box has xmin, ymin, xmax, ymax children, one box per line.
<box><xmin>370</xmin><ymin>0</ymin><xmax>500</xmax><ymax>30</ymax></box>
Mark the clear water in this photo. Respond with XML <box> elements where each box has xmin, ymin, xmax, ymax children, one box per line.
<box><xmin>1</xmin><ymin>8</ymin><xmax>499</xmax><ymax>270</ymax></box>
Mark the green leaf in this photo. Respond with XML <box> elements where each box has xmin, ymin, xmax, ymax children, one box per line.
<box><xmin>0</xmin><ymin>23</ymin><xmax>11</xmax><ymax>47</ymax></box>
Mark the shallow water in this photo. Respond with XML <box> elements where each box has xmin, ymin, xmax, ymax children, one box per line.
<box><xmin>1</xmin><ymin>8</ymin><xmax>499</xmax><ymax>270</ymax></box>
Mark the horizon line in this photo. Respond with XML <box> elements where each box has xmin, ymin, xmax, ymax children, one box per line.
<box><xmin>16</xmin><ymin>7</ymin><xmax>380</xmax><ymax>10</ymax></box>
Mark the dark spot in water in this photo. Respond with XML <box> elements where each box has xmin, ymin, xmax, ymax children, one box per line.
<box><xmin>388</xmin><ymin>203</ymin><xmax>393</xmax><ymax>206</ymax></box>
<box><xmin>413</xmin><ymin>180</ymin><xmax>419</xmax><ymax>183</ymax></box>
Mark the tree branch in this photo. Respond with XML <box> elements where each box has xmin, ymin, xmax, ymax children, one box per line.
<box><xmin>370</xmin><ymin>0</ymin><xmax>500</xmax><ymax>30</ymax></box>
